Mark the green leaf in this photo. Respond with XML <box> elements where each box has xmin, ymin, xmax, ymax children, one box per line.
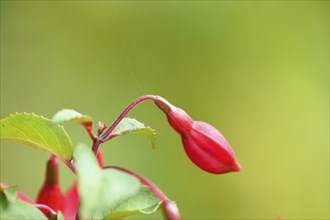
<box><xmin>74</xmin><ymin>144</ymin><xmax>141</xmax><ymax>219</ymax></box>
<box><xmin>110</xmin><ymin>118</ymin><xmax>156</xmax><ymax>148</ymax></box>
<box><xmin>52</xmin><ymin>109</ymin><xmax>93</xmax><ymax>125</ymax></box>
<box><xmin>74</xmin><ymin>144</ymin><xmax>162</xmax><ymax>219</ymax></box>
<box><xmin>0</xmin><ymin>187</ymin><xmax>47</xmax><ymax>220</ymax></box>
<box><xmin>104</xmin><ymin>185</ymin><xmax>162</xmax><ymax>219</ymax></box>
<box><xmin>0</xmin><ymin>113</ymin><xmax>73</xmax><ymax>160</ymax></box>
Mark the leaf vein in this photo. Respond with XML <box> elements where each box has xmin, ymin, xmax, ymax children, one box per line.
<box><xmin>20</xmin><ymin>121</ymin><xmax>51</xmax><ymax>149</ymax></box>
<box><xmin>1</xmin><ymin>123</ymin><xmax>29</xmax><ymax>140</ymax></box>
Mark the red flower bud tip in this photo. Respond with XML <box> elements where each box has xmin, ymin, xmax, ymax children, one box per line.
<box><xmin>154</xmin><ymin>97</ymin><xmax>193</xmax><ymax>134</ymax></box>
<box><xmin>154</xmin><ymin>97</ymin><xmax>241</xmax><ymax>174</ymax></box>
<box><xmin>36</xmin><ymin>155</ymin><xmax>65</xmax><ymax>214</ymax></box>
<box><xmin>162</xmin><ymin>200</ymin><xmax>182</xmax><ymax>220</ymax></box>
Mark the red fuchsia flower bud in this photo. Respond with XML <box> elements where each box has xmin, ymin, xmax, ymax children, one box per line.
<box><xmin>2</xmin><ymin>155</ymin><xmax>81</xmax><ymax>220</ymax></box>
<box><xmin>154</xmin><ymin>97</ymin><xmax>241</xmax><ymax>174</ymax></box>
<box><xmin>36</xmin><ymin>155</ymin><xmax>65</xmax><ymax>215</ymax></box>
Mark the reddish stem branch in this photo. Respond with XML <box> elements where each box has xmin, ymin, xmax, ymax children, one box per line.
<box><xmin>93</xmin><ymin>95</ymin><xmax>168</xmax><ymax>154</ymax></box>
<box><xmin>100</xmin><ymin>95</ymin><xmax>157</xmax><ymax>143</ymax></box>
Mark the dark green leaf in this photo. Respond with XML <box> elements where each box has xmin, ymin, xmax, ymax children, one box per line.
<box><xmin>0</xmin><ymin>113</ymin><xmax>73</xmax><ymax>159</ymax></box>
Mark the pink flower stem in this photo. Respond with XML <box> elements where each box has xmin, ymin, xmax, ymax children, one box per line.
<box><xmin>104</xmin><ymin>165</ymin><xmax>167</xmax><ymax>202</ymax></box>
<box><xmin>94</xmin><ymin>95</ymin><xmax>159</xmax><ymax>154</ymax></box>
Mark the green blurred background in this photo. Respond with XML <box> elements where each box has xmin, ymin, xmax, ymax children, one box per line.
<box><xmin>1</xmin><ymin>1</ymin><xmax>329</xmax><ymax>219</ymax></box>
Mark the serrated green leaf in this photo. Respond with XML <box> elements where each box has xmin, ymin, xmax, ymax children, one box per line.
<box><xmin>110</xmin><ymin>118</ymin><xmax>156</xmax><ymax>148</ymax></box>
<box><xmin>52</xmin><ymin>109</ymin><xmax>93</xmax><ymax>125</ymax></box>
<box><xmin>0</xmin><ymin>113</ymin><xmax>73</xmax><ymax>160</ymax></box>
<box><xmin>0</xmin><ymin>187</ymin><xmax>47</xmax><ymax>220</ymax></box>
<box><xmin>104</xmin><ymin>185</ymin><xmax>162</xmax><ymax>219</ymax></box>
<box><xmin>74</xmin><ymin>144</ymin><xmax>141</xmax><ymax>219</ymax></box>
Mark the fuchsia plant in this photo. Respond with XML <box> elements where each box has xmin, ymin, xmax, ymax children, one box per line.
<box><xmin>0</xmin><ymin>95</ymin><xmax>240</xmax><ymax>220</ymax></box>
